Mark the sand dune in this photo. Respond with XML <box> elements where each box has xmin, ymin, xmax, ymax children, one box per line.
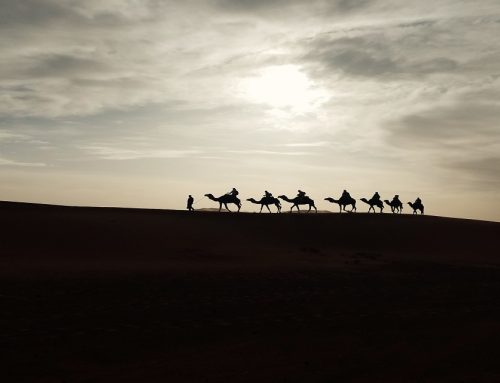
<box><xmin>1</xmin><ymin>201</ymin><xmax>499</xmax><ymax>382</ymax></box>
<box><xmin>1</xmin><ymin>201</ymin><xmax>498</xmax><ymax>271</ymax></box>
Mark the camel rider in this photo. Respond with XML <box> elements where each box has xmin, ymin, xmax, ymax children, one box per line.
<box><xmin>226</xmin><ymin>188</ymin><xmax>239</xmax><ymax>197</ymax></box>
<box><xmin>391</xmin><ymin>194</ymin><xmax>401</xmax><ymax>205</ymax></box>
<box><xmin>297</xmin><ymin>190</ymin><xmax>306</xmax><ymax>199</ymax></box>
<box><xmin>341</xmin><ymin>189</ymin><xmax>351</xmax><ymax>200</ymax></box>
<box><xmin>371</xmin><ymin>192</ymin><xmax>381</xmax><ymax>204</ymax></box>
<box><xmin>264</xmin><ymin>190</ymin><xmax>273</xmax><ymax>199</ymax></box>
<box><xmin>414</xmin><ymin>197</ymin><xmax>422</xmax><ymax>206</ymax></box>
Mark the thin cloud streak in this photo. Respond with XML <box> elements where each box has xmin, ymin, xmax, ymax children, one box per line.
<box><xmin>80</xmin><ymin>146</ymin><xmax>202</xmax><ymax>160</ymax></box>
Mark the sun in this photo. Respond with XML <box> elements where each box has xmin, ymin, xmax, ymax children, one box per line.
<box><xmin>240</xmin><ymin>64</ymin><xmax>328</xmax><ymax>114</ymax></box>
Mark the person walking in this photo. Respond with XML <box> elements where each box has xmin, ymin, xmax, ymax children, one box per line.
<box><xmin>187</xmin><ymin>195</ymin><xmax>195</xmax><ymax>212</ymax></box>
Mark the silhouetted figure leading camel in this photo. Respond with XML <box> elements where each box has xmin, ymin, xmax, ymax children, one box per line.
<box><xmin>278</xmin><ymin>194</ymin><xmax>317</xmax><ymax>213</ymax></box>
<box><xmin>187</xmin><ymin>195</ymin><xmax>194</xmax><ymax>212</ymax></box>
<box><xmin>204</xmin><ymin>193</ymin><xmax>242</xmax><ymax>212</ymax></box>
<box><xmin>247</xmin><ymin>196</ymin><xmax>281</xmax><ymax>213</ymax></box>
<box><xmin>325</xmin><ymin>190</ymin><xmax>356</xmax><ymax>213</ymax></box>
<box><xmin>408</xmin><ymin>197</ymin><xmax>424</xmax><ymax>215</ymax></box>
<box><xmin>360</xmin><ymin>197</ymin><xmax>384</xmax><ymax>213</ymax></box>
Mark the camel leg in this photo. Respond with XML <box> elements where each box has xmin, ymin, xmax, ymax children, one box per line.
<box><xmin>313</xmin><ymin>204</ymin><xmax>317</xmax><ymax>213</ymax></box>
<box><xmin>224</xmin><ymin>203</ymin><xmax>231</xmax><ymax>212</ymax></box>
<box><xmin>219</xmin><ymin>203</ymin><xmax>222</xmax><ymax>212</ymax></box>
<box><xmin>266</xmin><ymin>204</ymin><xmax>271</xmax><ymax>213</ymax></box>
<box><xmin>259</xmin><ymin>205</ymin><xmax>263</xmax><ymax>213</ymax></box>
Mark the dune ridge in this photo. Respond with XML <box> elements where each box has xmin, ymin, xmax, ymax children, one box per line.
<box><xmin>1</xmin><ymin>200</ymin><xmax>499</xmax><ymax>272</ymax></box>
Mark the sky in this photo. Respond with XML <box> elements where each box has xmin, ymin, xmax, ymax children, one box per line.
<box><xmin>1</xmin><ymin>0</ymin><xmax>500</xmax><ymax>221</ymax></box>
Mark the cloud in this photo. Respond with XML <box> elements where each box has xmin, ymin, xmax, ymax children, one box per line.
<box><xmin>214</xmin><ymin>0</ymin><xmax>373</xmax><ymax>14</ymax></box>
<box><xmin>298</xmin><ymin>14</ymin><xmax>500</xmax><ymax>82</ymax></box>
<box><xmin>281</xmin><ymin>141</ymin><xmax>331</xmax><ymax>147</ymax></box>
<box><xmin>226</xmin><ymin>149</ymin><xmax>314</xmax><ymax>156</ymax></box>
<box><xmin>0</xmin><ymin>157</ymin><xmax>46</xmax><ymax>167</ymax></box>
<box><xmin>384</xmin><ymin>83</ymin><xmax>500</xmax><ymax>189</ymax></box>
<box><xmin>448</xmin><ymin>156</ymin><xmax>500</xmax><ymax>187</ymax></box>
<box><xmin>387</xmin><ymin>91</ymin><xmax>500</xmax><ymax>146</ymax></box>
<box><xmin>21</xmin><ymin>54</ymin><xmax>111</xmax><ymax>78</ymax></box>
<box><xmin>301</xmin><ymin>33</ymin><xmax>461</xmax><ymax>79</ymax></box>
<box><xmin>80</xmin><ymin>145</ymin><xmax>201</xmax><ymax>160</ymax></box>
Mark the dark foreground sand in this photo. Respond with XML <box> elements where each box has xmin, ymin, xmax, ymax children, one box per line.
<box><xmin>1</xmin><ymin>201</ymin><xmax>499</xmax><ymax>382</ymax></box>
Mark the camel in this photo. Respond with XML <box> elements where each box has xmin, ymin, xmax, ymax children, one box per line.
<box><xmin>204</xmin><ymin>193</ymin><xmax>242</xmax><ymax>212</ymax></box>
<box><xmin>408</xmin><ymin>201</ymin><xmax>424</xmax><ymax>215</ymax></box>
<box><xmin>360</xmin><ymin>198</ymin><xmax>384</xmax><ymax>213</ymax></box>
<box><xmin>325</xmin><ymin>196</ymin><xmax>356</xmax><ymax>213</ymax></box>
<box><xmin>384</xmin><ymin>199</ymin><xmax>403</xmax><ymax>214</ymax></box>
<box><xmin>247</xmin><ymin>197</ymin><xmax>282</xmax><ymax>213</ymax></box>
<box><xmin>278</xmin><ymin>195</ymin><xmax>317</xmax><ymax>213</ymax></box>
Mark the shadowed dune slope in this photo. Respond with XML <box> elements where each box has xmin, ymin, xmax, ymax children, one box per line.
<box><xmin>1</xmin><ymin>201</ymin><xmax>498</xmax><ymax>270</ymax></box>
<box><xmin>1</xmin><ymin>201</ymin><xmax>500</xmax><ymax>383</ymax></box>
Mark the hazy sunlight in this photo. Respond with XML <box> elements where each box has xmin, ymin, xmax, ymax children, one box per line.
<box><xmin>240</xmin><ymin>65</ymin><xmax>328</xmax><ymax>114</ymax></box>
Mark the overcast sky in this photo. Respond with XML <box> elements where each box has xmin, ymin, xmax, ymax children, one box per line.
<box><xmin>1</xmin><ymin>0</ymin><xmax>499</xmax><ymax>220</ymax></box>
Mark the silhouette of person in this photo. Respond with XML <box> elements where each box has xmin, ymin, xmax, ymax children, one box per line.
<box><xmin>187</xmin><ymin>195</ymin><xmax>194</xmax><ymax>212</ymax></box>
<box><xmin>341</xmin><ymin>189</ymin><xmax>351</xmax><ymax>200</ymax></box>
<box><xmin>371</xmin><ymin>192</ymin><xmax>381</xmax><ymax>203</ymax></box>
<box><xmin>297</xmin><ymin>190</ymin><xmax>306</xmax><ymax>199</ymax></box>
<box><xmin>227</xmin><ymin>188</ymin><xmax>239</xmax><ymax>198</ymax></box>
<box><xmin>415</xmin><ymin>197</ymin><xmax>422</xmax><ymax>206</ymax></box>
<box><xmin>264</xmin><ymin>190</ymin><xmax>273</xmax><ymax>199</ymax></box>
<box><xmin>392</xmin><ymin>194</ymin><xmax>401</xmax><ymax>205</ymax></box>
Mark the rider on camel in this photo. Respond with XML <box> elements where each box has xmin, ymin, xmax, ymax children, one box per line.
<box><xmin>227</xmin><ymin>188</ymin><xmax>239</xmax><ymax>197</ymax></box>
<box><xmin>341</xmin><ymin>189</ymin><xmax>351</xmax><ymax>201</ymax></box>
<box><xmin>297</xmin><ymin>190</ymin><xmax>306</xmax><ymax>199</ymax></box>
<box><xmin>263</xmin><ymin>190</ymin><xmax>273</xmax><ymax>199</ymax></box>
<box><xmin>391</xmin><ymin>194</ymin><xmax>401</xmax><ymax>205</ymax></box>
<box><xmin>371</xmin><ymin>191</ymin><xmax>381</xmax><ymax>204</ymax></box>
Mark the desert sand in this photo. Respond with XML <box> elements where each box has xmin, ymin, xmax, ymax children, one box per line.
<box><xmin>1</xmin><ymin>201</ymin><xmax>499</xmax><ymax>382</ymax></box>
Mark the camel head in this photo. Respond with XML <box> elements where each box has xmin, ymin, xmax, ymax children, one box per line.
<box><xmin>324</xmin><ymin>197</ymin><xmax>335</xmax><ymax>203</ymax></box>
<box><xmin>277</xmin><ymin>195</ymin><xmax>287</xmax><ymax>200</ymax></box>
<box><xmin>246</xmin><ymin>198</ymin><xmax>258</xmax><ymax>203</ymax></box>
<box><xmin>360</xmin><ymin>198</ymin><xmax>369</xmax><ymax>203</ymax></box>
<box><xmin>204</xmin><ymin>193</ymin><xmax>217</xmax><ymax>201</ymax></box>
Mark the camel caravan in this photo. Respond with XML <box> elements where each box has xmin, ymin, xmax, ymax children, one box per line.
<box><xmin>196</xmin><ymin>188</ymin><xmax>425</xmax><ymax>215</ymax></box>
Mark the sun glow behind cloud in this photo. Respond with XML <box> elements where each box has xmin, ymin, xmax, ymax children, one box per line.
<box><xmin>239</xmin><ymin>65</ymin><xmax>329</xmax><ymax>115</ymax></box>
